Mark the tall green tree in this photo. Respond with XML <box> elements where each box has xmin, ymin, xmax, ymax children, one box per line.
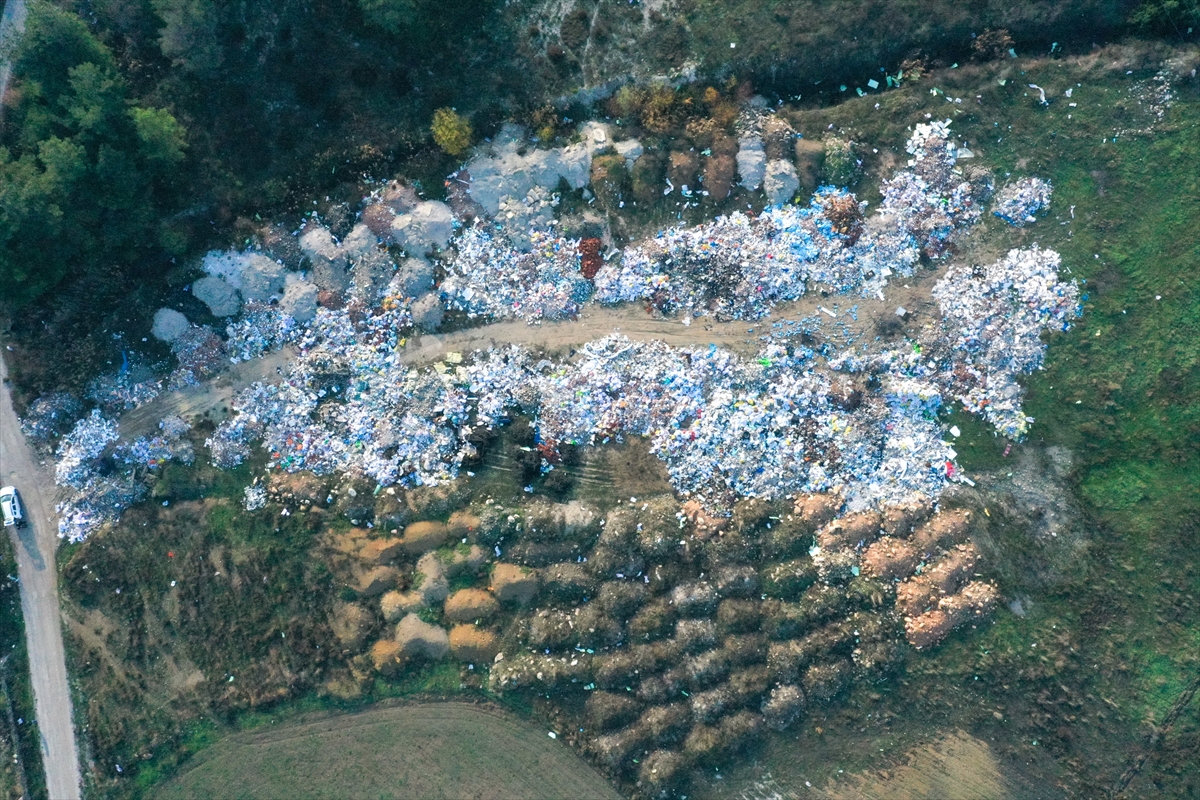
<box><xmin>0</xmin><ymin>1</ymin><xmax>188</xmax><ymax>306</ymax></box>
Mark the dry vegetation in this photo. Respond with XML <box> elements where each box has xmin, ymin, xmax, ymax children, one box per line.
<box><xmin>154</xmin><ymin>702</ymin><xmax>619</xmax><ymax>800</ymax></box>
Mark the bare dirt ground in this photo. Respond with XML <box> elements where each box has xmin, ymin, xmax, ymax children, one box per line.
<box><xmin>725</xmin><ymin>732</ymin><xmax>1018</xmax><ymax>800</ymax></box>
<box><xmin>154</xmin><ymin>701</ymin><xmax>620</xmax><ymax>800</ymax></box>
<box><xmin>814</xmin><ymin>731</ymin><xmax>1008</xmax><ymax>799</ymax></box>
<box><xmin>0</xmin><ymin>352</ymin><xmax>81</xmax><ymax>800</ymax></box>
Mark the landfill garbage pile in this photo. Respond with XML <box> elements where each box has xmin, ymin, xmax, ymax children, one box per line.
<box><xmin>592</xmin><ymin>122</ymin><xmax>987</xmax><ymax>319</ymax></box>
<box><xmin>243</xmin><ymin>482</ymin><xmax>268</xmax><ymax>511</ymax></box>
<box><xmin>54</xmin><ymin>411</ymin><xmax>133</xmax><ymax>543</ymax></box>
<box><xmin>114</xmin><ymin>416</ymin><xmax>195</xmax><ymax>470</ymax></box>
<box><xmin>19</xmin><ymin>392</ymin><xmax>81</xmax><ymax>446</ymax></box>
<box><xmin>201</xmin><ymin>326</ymin><xmax>958</xmax><ymax>514</ymax></box>
<box><xmin>930</xmin><ymin>246</ymin><xmax>1080</xmax><ymax>438</ymax></box>
<box><xmin>440</xmin><ymin>223</ymin><xmax>593</xmax><ymax>323</ymax></box>
<box><xmin>206</xmin><ymin>301</ymin><xmax>471</xmax><ymax>487</ymax></box>
<box><xmin>167</xmin><ymin>326</ymin><xmax>228</xmax><ymax>389</ymax></box>
<box><xmin>49</xmin><ymin>238</ymin><xmax>1076</xmax><ymax>540</ymax></box>
<box><xmin>877</xmin><ymin>120</ymin><xmax>990</xmax><ymax>258</ymax></box>
<box><xmin>54</xmin><ymin>410</ymin><xmax>119</xmax><ymax>489</ymax></box>
<box><xmin>51</xmin><ymin>408</ymin><xmax>198</xmax><ymax>541</ymax></box>
<box><xmin>225</xmin><ymin>302</ymin><xmax>305</xmax><ymax>363</ymax></box>
<box><xmin>85</xmin><ymin>356</ymin><xmax>162</xmax><ymax>413</ymax></box>
<box><xmin>992</xmin><ymin>177</ymin><xmax>1052</xmax><ymax>227</ymax></box>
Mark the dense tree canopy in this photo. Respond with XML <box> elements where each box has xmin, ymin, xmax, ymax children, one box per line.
<box><xmin>0</xmin><ymin>1</ymin><xmax>186</xmax><ymax>305</ymax></box>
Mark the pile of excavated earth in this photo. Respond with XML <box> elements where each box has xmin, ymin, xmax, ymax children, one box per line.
<box><xmin>293</xmin><ymin>469</ymin><xmax>996</xmax><ymax>797</ymax></box>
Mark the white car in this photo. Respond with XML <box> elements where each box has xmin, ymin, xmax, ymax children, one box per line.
<box><xmin>0</xmin><ymin>486</ymin><xmax>24</xmax><ymax>528</ymax></box>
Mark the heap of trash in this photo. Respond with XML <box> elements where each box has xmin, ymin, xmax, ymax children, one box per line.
<box><xmin>35</xmin><ymin>112</ymin><xmax>1079</xmax><ymax>541</ymax></box>
<box><xmin>992</xmin><ymin>177</ymin><xmax>1052</xmax><ymax>227</ymax></box>
<box><xmin>592</xmin><ymin>121</ymin><xmax>990</xmax><ymax>318</ymax></box>
<box><xmin>931</xmin><ymin>245</ymin><xmax>1080</xmax><ymax>437</ymax></box>
<box><xmin>440</xmin><ymin>224</ymin><xmax>593</xmax><ymax>323</ymax></box>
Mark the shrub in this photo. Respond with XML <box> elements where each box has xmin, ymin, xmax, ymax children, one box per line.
<box><xmin>972</xmin><ymin>28</ymin><xmax>1015</xmax><ymax>61</ymax></box>
<box><xmin>822</xmin><ymin>137</ymin><xmax>857</xmax><ymax>187</ymax></box>
<box><xmin>431</xmin><ymin>107</ymin><xmax>472</xmax><ymax>156</ymax></box>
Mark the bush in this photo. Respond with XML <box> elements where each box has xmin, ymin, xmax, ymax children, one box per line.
<box><xmin>822</xmin><ymin>137</ymin><xmax>857</xmax><ymax>187</ymax></box>
<box><xmin>431</xmin><ymin>107</ymin><xmax>472</xmax><ymax>156</ymax></box>
<box><xmin>972</xmin><ymin>28</ymin><xmax>1015</xmax><ymax>60</ymax></box>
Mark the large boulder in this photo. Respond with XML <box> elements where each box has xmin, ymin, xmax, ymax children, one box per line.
<box><xmin>394</xmin><ymin>614</ymin><xmax>450</xmax><ymax>661</ymax></box>
<box><xmin>391</xmin><ymin>256</ymin><xmax>435</xmax><ymax>299</ymax></box>
<box><xmin>299</xmin><ymin>225</ymin><xmax>342</xmax><ymax>262</ymax></box>
<box><xmin>238</xmin><ymin>255</ymin><xmax>286</xmax><ymax>302</ymax></box>
<box><xmin>340</xmin><ymin>223</ymin><xmax>377</xmax><ymax>258</ymax></box>
<box><xmin>390</xmin><ymin>201</ymin><xmax>454</xmax><ymax>254</ymax></box>
<box><xmin>297</xmin><ymin>223</ymin><xmax>351</xmax><ymax>293</ymax></box>
<box><xmin>193</xmin><ymin>276</ymin><xmax>240</xmax><ymax>317</ymax></box>
<box><xmin>763</xmin><ymin>158</ymin><xmax>800</xmax><ymax>205</ymax></box>
<box><xmin>281</xmin><ymin>277</ymin><xmax>319</xmax><ymax>323</ymax></box>
<box><xmin>410</xmin><ymin>292</ymin><xmax>444</xmax><ymax>332</ymax></box>
<box><xmin>736</xmin><ymin>136</ymin><xmax>766</xmax><ymax>191</ymax></box>
<box><xmin>151</xmin><ymin>308</ymin><xmax>190</xmax><ymax>342</ymax></box>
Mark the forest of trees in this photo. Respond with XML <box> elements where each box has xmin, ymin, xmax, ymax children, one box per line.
<box><xmin>0</xmin><ymin>0</ymin><xmax>518</xmax><ymax>306</ymax></box>
<box><xmin>0</xmin><ymin>0</ymin><xmax>1170</xmax><ymax>309</ymax></box>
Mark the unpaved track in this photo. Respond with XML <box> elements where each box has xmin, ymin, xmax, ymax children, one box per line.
<box><xmin>0</xmin><ymin>352</ymin><xmax>81</xmax><ymax>800</ymax></box>
<box><xmin>0</xmin><ymin>0</ymin><xmax>28</xmax><ymax>130</ymax></box>
<box><xmin>121</xmin><ymin>279</ymin><xmax>939</xmax><ymax>439</ymax></box>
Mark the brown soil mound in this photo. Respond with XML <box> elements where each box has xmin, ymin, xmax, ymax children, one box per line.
<box><xmin>448</xmin><ymin>625</ymin><xmax>499</xmax><ymax>663</ymax></box>
<box><xmin>444</xmin><ymin>589</ymin><xmax>500</xmax><ymax>622</ymax></box>
<box><xmin>861</xmin><ymin>537</ymin><xmax>920</xmax><ymax>581</ymax></box>
<box><xmin>370</xmin><ymin>639</ymin><xmax>402</xmax><ymax>675</ymax></box>
<box><xmin>353</xmin><ymin>565</ymin><xmax>401</xmax><ymax>598</ymax></box>
<box><xmin>359</xmin><ymin>537</ymin><xmax>405</xmax><ymax>565</ymax></box>
<box><xmin>380</xmin><ymin>590</ymin><xmax>424</xmax><ymax>622</ymax></box>
<box><xmin>394</xmin><ymin>614</ymin><xmax>450</xmax><ymax>662</ymax></box>
<box><xmin>329</xmin><ymin>602</ymin><xmax>372</xmax><ymax>650</ymax></box>
<box><xmin>399</xmin><ymin>520</ymin><xmax>451</xmax><ymax>554</ymax></box>
<box><xmin>794</xmin><ymin>494</ymin><xmax>840</xmax><ymax>529</ymax></box>
<box><xmin>491</xmin><ymin>563</ymin><xmax>539</xmax><ymax>605</ymax></box>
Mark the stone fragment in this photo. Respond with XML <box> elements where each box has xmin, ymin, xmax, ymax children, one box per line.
<box><xmin>151</xmin><ymin>308</ymin><xmax>190</xmax><ymax>342</ymax></box>
<box><xmin>193</xmin><ymin>276</ymin><xmax>241</xmax><ymax>317</ymax></box>
<box><xmin>763</xmin><ymin>158</ymin><xmax>800</xmax><ymax>205</ymax></box>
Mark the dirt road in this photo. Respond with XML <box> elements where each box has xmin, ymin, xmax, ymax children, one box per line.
<box><xmin>0</xmin><ymin>352</ymin><xmax>81</xmax><ymax>800</ymax></box>
<box><xmin>0</xmin><ymin>0</ymin><xmax>28</xmax><ymax>130</ymax></box>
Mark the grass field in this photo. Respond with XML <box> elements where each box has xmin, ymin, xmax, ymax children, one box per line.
<box><xmin>153</xmin><ymin>702</ymin><xmax>619</xmax><ymax>800</ymax></box>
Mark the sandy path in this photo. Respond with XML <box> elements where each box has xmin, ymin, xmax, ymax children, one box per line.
<box><xmin>0</xmin><ymin>351</ymin><xmax>81</xmax><ymax>800</ymax></box>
